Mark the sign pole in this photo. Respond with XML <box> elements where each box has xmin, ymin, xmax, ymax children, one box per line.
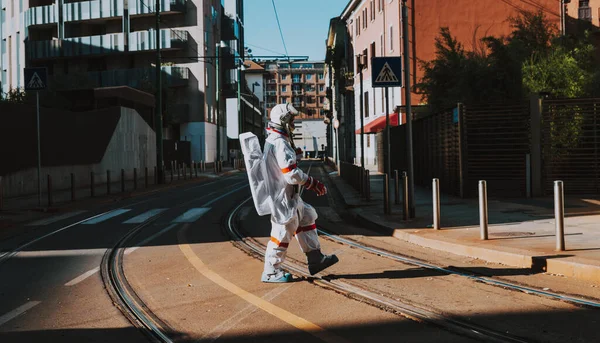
<box><xmin>385</xmin><ymin>87</ymin><xmax>391</xmax><ymax>181</ymax></box>
<box><xmin>36</xmin><ymin>91</ymin><xmax>42</xmax><ymax>207</ymax></box>
<box><xmin>402</xmin><ymin>0</ymin><xmax>416</xmax><ymax>218</ymax></box>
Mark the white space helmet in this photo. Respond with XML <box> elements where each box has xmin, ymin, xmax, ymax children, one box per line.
<box><xmin>269</xmin><ymin>103</ymin><xmax>299</xmax><ymax>127</ymax></box>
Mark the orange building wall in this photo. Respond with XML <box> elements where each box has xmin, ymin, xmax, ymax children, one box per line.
<box><xmin>407</xmin><ymin>0</ymin><xmax>560</xmax><ymax>104</ymax></box>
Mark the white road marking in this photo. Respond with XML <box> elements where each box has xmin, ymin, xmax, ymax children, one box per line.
<box><xmin>65</xmin><ymin>267</ymin><xmax>100</xmax><ymax>286</ymax></box>
<box><xmin>26</xmin><ymin>211</ymin><xmax>87</xmax><ymax>226</ymax></box>
<box><xmin>123</xmin><ymin>209</ymin><xmax>168</xmax><ymax>224</ymax></box>
<box><xmin>172</xmin><ymin>208</ymin><xmax>210</xmax><ymax>223</ymax></box>
<box><xmin>81</xmin><ymin>209</ymin><xmax>131</xmax><ymax>225</ymax></box>
<box><xmin>202</xmin><ymin>285</ymin><xmax>292</xmax><ymax>342</ymax></box>
<box><xmin>125</xmin><ymin>223</ymin><xmax>179</xmax><ymax>255</ymax></box>
<box><xmin>0</xmin><ymin>210</ymin><xmax>120</xmax><ymax>264</ymax></box>
<box><xmin>0</xmin><ymin>301</ymin><xmax>41</xmax><ymax>326</ymax></box>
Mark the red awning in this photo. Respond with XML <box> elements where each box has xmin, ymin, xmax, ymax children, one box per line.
<box><xmin>355</xmin><ymin>112</ymin><xmax>400</xmax><ymax>134</ymax></box>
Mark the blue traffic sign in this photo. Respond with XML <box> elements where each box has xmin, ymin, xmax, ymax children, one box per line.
<box><xmin>371</xmin><ymin>57</ymin><xmax>402</xmax><ymax>88</ymax></box>
<box><xmin>24</xmin><ymin>67</ymin><xmax>48</xmax><ymax>91</ymax></box>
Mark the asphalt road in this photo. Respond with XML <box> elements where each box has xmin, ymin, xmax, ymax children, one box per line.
<box><xmin>0</xmin><ymin>162</ymin><xmax>598</xmax><ymax>342</ymax></box>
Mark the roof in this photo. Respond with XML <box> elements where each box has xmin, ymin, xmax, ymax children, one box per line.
<box><xmin>341</xmin><ymin>0</ymin><xmax>362</xmax><ymax>20</ymax></box>
<box><xmin>243</xmin><ymin>60</ymin><xmax>267</xmax><ymax>73</ymax></box>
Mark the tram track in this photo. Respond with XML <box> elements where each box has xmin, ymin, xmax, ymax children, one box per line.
<box><xmin>226</xmin><ymin>196</ymin><xmax>600</xmax><ymax>343</ymax></box>
<box><xmin>99</xmin><ymin>179</ymin><xmax>248</xmax><ymax>343</ymax></box>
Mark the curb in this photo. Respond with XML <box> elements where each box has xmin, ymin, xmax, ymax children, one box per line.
<box><xmin>323</xmin><ymin>165</ymin><xmax>600</xmax><ymax>284</ymax></box>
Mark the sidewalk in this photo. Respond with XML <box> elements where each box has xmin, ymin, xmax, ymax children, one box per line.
<box><xmin>324</xmin><ymin>165</ymin><xmax>600</xmax><ymax>284</ymax></box>
<box><xmin>0</xmin><ymin>168</ymin><xmax>239</xmax><ymax>235</ymax></box>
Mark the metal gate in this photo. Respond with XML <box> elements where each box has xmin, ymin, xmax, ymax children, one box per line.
<box><xmin>542</xmin><ymin>98</ymin><xmax>600</xmax><ymax>195</ymax></box>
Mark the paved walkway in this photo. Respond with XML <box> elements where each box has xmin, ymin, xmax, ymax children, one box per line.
<box><xmin>324</xmin><ymin>164</ymin><xmax>600</xmax><ymax>284</ymax></box>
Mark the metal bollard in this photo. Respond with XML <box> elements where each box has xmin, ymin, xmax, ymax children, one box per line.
<box><xmin>365</xmin><ymin>169</ymin><xmax>371</xmax><ymax>201</ymax></box>
<box><xmin>402</xmin><ymin>172</ymin><xmax>409</xmax><ymax>221</ymax></box>
<box><xmin>134</xmin><ymin>168</ymin><xmax>138</xmax><ymax>190</ymax></box>
<box><xmin>91</xmin><ymin>172</ymin><xmax>95</xmax><ymax>197</ymax></box>
<box><xmin>121</xmin><ymin>169</ymin><xmax>125</xmax><ymax>192</ymax></box>
<box><xmin>384</xmin><ymin>173</ymin><xmax>390</xmax><ymax>214</ymax></box>
<box><xmin>145</xmin><ymin>167</ymin><xmax>149</xmax><ymax>188</ymax></box>
<box><xmin>0</xmin><ymin>176</ymin><xmax>3</xmax><ymax>211</ymax></box>
<box><xmin>554</xmin><ymin>181</ymin><xmax>565</xmax><ymax>251</ymax></box>
<box><xmin>432</xmin><ymin>178</ymin><xmax>440</xmax><ymax>230</ymax></box>
<box><xmin>47</xmin><ymin>174</ymin><xmax>53</xmax><ymax>207</ymax></box>
<box><xmin>71</xmin><ymin>173</ymin><xmax>75</xmax><ymax>202</ymax></box>
<box><xmin>195</xmin><ymin>162</ymin><xmax>199</xmax><ymax>178</ymax></box>
<box><xmin>107</xmin><ymin>170</ymin><xmax>111</xmax><ymax>195</ymax></box>
<box><xmin>479</xmin><ymin>180</ymin><xmax>488</xmax><ymax>240</ymax></box>
<box><xmin>394</xmin><ymin>170</ymin><xmax>400</xmax><ymax>205</ymax></box>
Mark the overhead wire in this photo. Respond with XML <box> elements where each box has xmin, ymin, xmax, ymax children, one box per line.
<box><xmin>270</xmin><ymin>0</ymin><xmax>290</xmax><ymax>61</ymax></box>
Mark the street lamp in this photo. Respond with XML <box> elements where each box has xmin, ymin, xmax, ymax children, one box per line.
<box><xmin>215</xmin><ymin>40</ymin><xmax>227</xmax><ymax>163</ymax></box>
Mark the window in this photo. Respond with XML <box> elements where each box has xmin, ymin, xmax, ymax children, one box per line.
<box><xmin>306</xmin><ymin>74</ymin><xmax>313</xmax><ymax>80</ymax></box>
<box><xmin>378</xmin><ymin>0</ymin><xmax>383</xmax><ymax>12</ymax></box>
<box><xmin>281</xmin><ymin>97</ymin><xmax>288</xmax><ymax>104</ymax></box>
<box><xmin>318</xmin><ymin>73</ymin><xmax>324</xmax><ymax>79</ymax></box>
<box><xmin>380</xmin><ymin>34</ymin><xmax>384</xmax><ymax>55</ymax></box>
<box><xmin>292</xmin><ymin>74</ymin><xmax>301</xmax><ymax>82</ymax></box>
<box><xmin>370</xmin><ymin>42</ymin><xmax>376</xmax><ymax>68</ymax></box>
<box><xmin>356</xmin><ymin>17</ymin><xmax>360</xmax><ymax>35</ymax></box>
<box><xmin>578</xmin><ymin>1</ymin><xmax>592</xmax><ymax>21</ymax></box>
<box><xmin>281</xmin><ymin>85</ymin><xmax>287</xmax><ymax>92</ymax></box>
<box><xmin>370</xmin><ymin>0</ymin><xmax>374</xmax><ymax>20</ymax></box>
<box><xmin>367</xmin><ymin>136</ymin><xmax>371</xmax><ymax>147</ymax></box>
<box><xmin>381</xmin><ymin>89</ymin><xmax>384</xmax><ymax>112</ymax></box>
<box><xmin>281</xmin><ymin>74</ymin><xmax>287</xmax><ymax>80</ymax></box>
<box><xmin>363</xmin><ymin>48</ymin><xmax>368</xmax><ymax>69</ymax></box>
<box><xmin>320</xmin><ymin>96</ymin><xmax>325</xmax><ymax>104</ymax></box>
<box><xmin>205</xmin><ymin>67</ymin><xmax>209</xmax><ymax>87</ymax></box>
<box><xmin>364</xmin><ymin>91</ymin><xmax>369</xmax><ymax>117</ymax></box>
<box><xmin>319</xmin><ymin>84</ymin><xmax>325</xmax><ymax>92</ymax></box>
<box><xmin>389</xmin><ymin>26</ymin><xmax>394</xmax><ymax>51</ymax></box>
<box><xmin>363</xmin><ymin>9</ymin><xmax>367</xmax><ymax>28</ymax></box>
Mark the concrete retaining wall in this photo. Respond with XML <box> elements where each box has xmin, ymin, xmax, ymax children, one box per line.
<box><xmin>1</xmin><ymin>107</ymin><xmax>156</xmax><ymax>198</ymax></box>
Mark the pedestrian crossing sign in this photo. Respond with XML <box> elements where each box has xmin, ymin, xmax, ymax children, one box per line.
<box><xmin>371</xmin><ymin>57</ymin><xmax>402</xmax><ymax>88</ymax></box>
<box><xmin>24</xmin><ymin>67</ymin><xmax>48</xmax><ymax>91</ymax></box>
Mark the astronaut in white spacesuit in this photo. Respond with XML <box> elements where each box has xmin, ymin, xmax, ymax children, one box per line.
<box><xmin>260</xmin><ymin>103</ymin><xmax>339</xmax><ymax>283</ymax></box>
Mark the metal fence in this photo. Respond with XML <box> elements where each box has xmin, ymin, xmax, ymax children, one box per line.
<box><xmin>542</xmin><ymin>98</ymin><xmax>600</xmax><ymax>194</ymax></box>
<box><xmin>463</xmin><ymin>103</ymin><xmax>530</xmax><ymax>197</ymax></box>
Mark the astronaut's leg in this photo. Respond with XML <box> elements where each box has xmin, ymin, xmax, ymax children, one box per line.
<box><xmin>262</xmin><ymin>215</ymin><xmax>298</xmax><ymax>283</ymax></box>
<box><xmin>294</xmin><ymin>200</ymin><xmax>339</xmax><ymax>275</ymax></box>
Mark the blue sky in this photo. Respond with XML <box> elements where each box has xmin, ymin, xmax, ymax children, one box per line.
<box><xmin>244</xmin><ymin>0</ymin><xmax>350</xmax><ymax>61</ymax></box>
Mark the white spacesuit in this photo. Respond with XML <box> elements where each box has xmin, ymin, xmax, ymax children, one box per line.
<box><xmin>240</xmin><ymin>103</ymin><xmax>339</xmax><ymax>283</ymax></box>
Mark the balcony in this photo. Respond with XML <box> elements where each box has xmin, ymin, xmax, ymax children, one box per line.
<box><xmin>265</xmin><ymin>90</ymin><xmax>277</xmax><ymax>96</ymax></box>
<box><xmin>26</xmin><ymin>29</ymin><xmax>187</xmax><ymax>60</ymax></box>
<box><xmin>292</xmin><ymin>101</ymin><xmax>304</xmax><ymax>108</ymax></box>
<box><xmin>292</xmin><ymin>90</ymin><xmax>304</xmax><ymax>95</ymax></box>
<box><xmin>129</xmin><ymin>29</ymin><xmax>188</xmax><ymax>51</ymax></box>
<box><xmin>26</xmin><ymin>39</ymin><xmax>62</xmax><ymax>60</ymax></box>
<box><xmin>63</xmin><ymin>33</ymin><xmax>125</xmax><ymax>56</ymax></box>
<box><xmin>52</xmin><ymin>66</ymin><xmax>190</xmax><ymax>89</ymax></box>
<box><xmin>130</xmin><ymin>0</ymin><xmax>187</xmax><ymax>16</ymax></box>
<box><xmin>63</xmin><ymin>0</ymin><xmax>123</xmax><ymax>23</ymax></box>
<box><xmin>292</xmin><ymin>78</ymin><xmax>302</xmax><ymax>84</ymax></box>
<box><xmin>267</xmin><ymin>79</ymin><xmax>277</xmax><ymax>84</ymax></box>
<box><xmin>25</xmin><ymin>4</ymin><xmax>58</xmax><ymax>27</ymax></box>
<box><xmin>578</xmin><ymin>6</ymin><xmax>592</xmax><ymax>21</ymax></box>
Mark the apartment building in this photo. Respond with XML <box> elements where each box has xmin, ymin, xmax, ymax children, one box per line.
<box><xmin>262</xmin><ymin>60</ymin><xmax>328</xmax><ymax>155</ymax></box>
<box><xmin>0</xmin><ymin>0</ymin><xmax>244</xmax><ymax>163</ymax></box>
<box><xmin>335</xmin><ymin>0</ymin><xmax>561</xmax><ymax>171</ymax></box>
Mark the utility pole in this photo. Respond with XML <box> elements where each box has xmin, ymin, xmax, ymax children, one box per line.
<box><xmin>155</xmin><ymin>0</ymin><xmax>164</xmax><ymax>184</ymax></box>
<box><xmin>402</xmin><ymin>0</ymin><xmax>415</xmax><ymax>218</ymax></box>
<box><xmin>359</xmin><ymin>55</ymin><xmax>365</xmax><ymax>169</ymax></box>
<box><xmin>216</xmin><ymin>43</ymin><xmax>221</xmax><ymax>163</ymax></box>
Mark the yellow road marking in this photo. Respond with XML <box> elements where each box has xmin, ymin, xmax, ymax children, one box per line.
<box><xmin>177</xmin><ymin>224</ymin><xmax>349</xmax><ymax>343</ymax></box>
